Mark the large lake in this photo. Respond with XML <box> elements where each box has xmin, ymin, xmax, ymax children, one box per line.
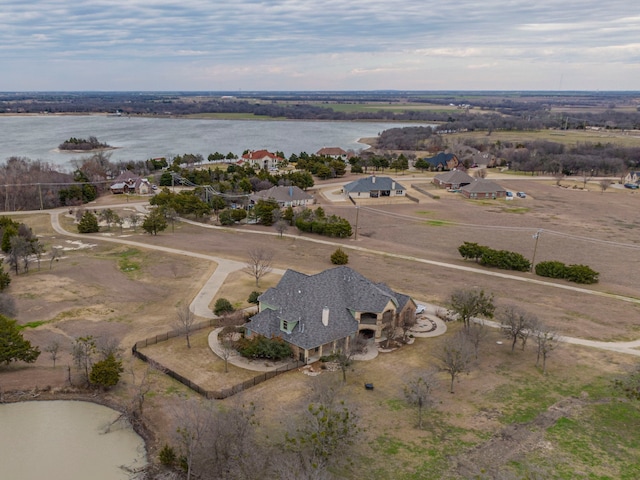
<box><xmin>0</xmin><ymin>115</ymin><xmax>421</xmax><ymax>171</ymax></box>
<box><xmin>0</xmin><ymin>400</ymin><xmax>147</xmax><ymax>480</ymax></box>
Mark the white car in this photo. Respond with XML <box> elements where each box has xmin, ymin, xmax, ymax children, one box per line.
<box><xmin>415</xmin><ymin>304</ymin><xmax>427</xmax><ymax>315</ymax></box>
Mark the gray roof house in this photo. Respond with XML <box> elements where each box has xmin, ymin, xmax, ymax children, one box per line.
<box><xmin>249</xmin><ymin>185</ymin><xmax>314</xmax><ymax>207</ymax></box>
<box><xmin>460</xmin><ymin>179</ymin><xmax>507</xmax><ymax>199</ymax></box>
<box><xmin>433</xmin><ymin>170</ymin><xmax>475</xmax><ymax>189</ymax></box>
<box><xmin>343</xmin><ymin>175</ymin><xmax>406</xmax><ymax>199</ymax></box>
<box><xmin>245</xmin><ymin>266</ymin><xmax>417</xmax><ymax>364</ymax></box>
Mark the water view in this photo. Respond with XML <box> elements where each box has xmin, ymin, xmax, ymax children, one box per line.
<box><xmin>0</xmin><ymin>400</ymin><xmax>147</xmax><ymax>480</ymax></box>
<box><xmin>0</xmin><ymin>115</ymin><xmax>421</xmax><ymax>171</ymax></box>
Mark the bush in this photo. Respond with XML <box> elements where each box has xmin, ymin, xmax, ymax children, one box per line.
<box><xmin>565</xmin><ymin>264</ymin><xmax>599</xmax><ymax>284</ymax></box>
<box><xmin>214</xmin><ymin>298</ymin><xmax>234</xmax><ymax>315</ymax></box>
<box><xmin>535</xmin><ymin>260</ymin><xmax>599</xmax><ymax>284</ymax></box>
<box><xmin>535</xmin><ymin>260</ymin><xmax>567</xmax><ymax>278</ymax></box>
<box><xmin>330</xmin><ymin>248</ymin><xmax>349</xmax><ymax>265</ymax></box>
<box><xmin>236</xmin><ymin>334</ymin><xmax>293</xmax><ymax>360</ymax></box>
<box><xmin>247</xmin><ymin>291</ymin><xmax>262</xmax><ymax>304</ymax></box>
<box><xmin>158</xmin><ymin>444</ymin><xmax>176</xmax><ymax>467</ymax></box>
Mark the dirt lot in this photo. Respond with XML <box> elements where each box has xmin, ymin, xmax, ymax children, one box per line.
<box><xmin>2</xmin><ymin>173</ymin><xmax>640</xmax><ymax>477</ymax></box>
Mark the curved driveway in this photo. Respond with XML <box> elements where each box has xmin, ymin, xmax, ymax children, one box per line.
<box><xmin>36</xmin><ymin>204</ymin><xmax>640</xmax><ymax>357</ymax></box>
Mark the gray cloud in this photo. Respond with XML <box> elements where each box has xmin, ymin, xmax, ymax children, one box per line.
<box><xmin>1</xmin><ymin>0</ymin><xmax>639</xmax><ymax>89</ymax></box>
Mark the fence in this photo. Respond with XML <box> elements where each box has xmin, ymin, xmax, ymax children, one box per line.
<box><xmin>131</xmin><ymin>327</ymin><xmax>304</xmax><ymax>400</ymax></box>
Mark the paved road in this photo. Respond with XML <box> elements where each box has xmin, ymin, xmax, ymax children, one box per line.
<box><xmin>39</xmin><ymin>205</ymin><xmax>640</xmax><ymax>357</ymax></box>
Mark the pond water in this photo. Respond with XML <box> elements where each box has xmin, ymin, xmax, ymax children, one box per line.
<box><xmin>0</xmin><ymin>115</ymin><xmax>424</xmax><ymax>171</ymax></box>
<box><xmin>0</xmin><ymin>400</ymin><xmax>147</xmax><ymax>480</ymax></box>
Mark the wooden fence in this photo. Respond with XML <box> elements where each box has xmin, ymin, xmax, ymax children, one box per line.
<box><xmin>131</xmin><ymin>325</ymin><xmax>303</xmax><ymax>400</ymax></box>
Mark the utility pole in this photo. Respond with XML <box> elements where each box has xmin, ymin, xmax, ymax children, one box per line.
<box><xmin>354</xmin><ymin>205</ymin><xmax>360</xmax><ymax>241</ymax></box>
<box><xmin>38</xmin><ymin>183</ymin><xmax>44</xmax><ymax>210</ymax></box>
<box><xmin>531</xmin><ymin>230</ymin><xmax>542</xmax><ymax>272</ymax></box>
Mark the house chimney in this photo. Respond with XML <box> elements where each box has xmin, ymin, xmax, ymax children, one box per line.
<box><xmin>322</xmin><ymin>306</ymin><xmax>329</xmax><ymax>326</ymax></box>
<box><xmin>391</xmin><ymin>181</ymin><xmax>396</xmax><ymax>190</ymax></box>
<box><xmin>372</xmin><ymin>175</ymin><xmax>376</xmax><ymax>183</ymax></box>
<box><xmin>289</xmin><ymin>186</ymin><xmax>293</xmax><ymax>197</ymax></box>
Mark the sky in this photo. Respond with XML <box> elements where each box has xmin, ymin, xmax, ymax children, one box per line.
<box><xmin>1</xmin><ymin>0</ymin><xmax>639</xmax><ymax>91</ymax></box>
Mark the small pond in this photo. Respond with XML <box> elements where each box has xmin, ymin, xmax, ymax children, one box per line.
<box><xmin>0</xmin><ymin>400</ymin><xmax>147</xmax><ymax>480</ymax></box>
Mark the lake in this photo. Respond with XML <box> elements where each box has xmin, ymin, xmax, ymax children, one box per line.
<box><xmin>0</xmin><ymin>400</ymin><xmax>147</xmax><ymax>480</ymax></box>
<box><xmin>0</xmin><ymin>115</ymin><xmax>420</xmax><ymax>171</ymax></box>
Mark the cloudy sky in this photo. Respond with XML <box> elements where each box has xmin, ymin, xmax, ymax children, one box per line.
<box><xmin>2</xmin><ymin>0</ymin><xmax>639</xmax><ymax>91</ymax></box>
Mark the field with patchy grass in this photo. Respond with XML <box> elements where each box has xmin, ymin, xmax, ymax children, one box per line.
<box><xmin>3</xmin><ymin>169</ymin><xmax>640</xmax><ymax>477</ymax></box>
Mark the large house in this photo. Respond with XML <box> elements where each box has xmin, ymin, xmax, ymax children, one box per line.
<box><xmin>424</xmin><ymin>152</ymin><xmax>460</xmax><ymax>171</ymax></box>
<box><xmin>249</xmin><ymin>185</ymin><xmax>314</xmax><ymax>207</ymax></box>
<box><xmin>343</xmin><ymin>175</ymin><xmax>406</xmax><ymax>199</ymax></box>
<box><xmin>624</xmin><ymin>172</ymin><xmax>639</xmax><ymax>185</ymax></box>
<box><xmin>460</xmin><ymin>179</ymin><xmax>507</xmax><ymax>199</ymax></box>
<box><xmin>238</xmin><ymin>149</ymin><xmax>284</xmax><ymax>170</ymax></box>
<box><xmin>433</xmin><ymin>170</ymin><xmax>474</xmax><ymax>189</ymax></box>
<box><xmin>316</xmin><ymin>147</ymin><xmax>349</xmax><ymax>161</ymax></box>
<box><xmin>245</xmin><ymin>266</ymin><xmax>417</xmax><ymax>364</ymax></box>
<box><xmin>110</xmin><ymin>172</ymin><xmax>152</xmax><ymax>195</ymax></box>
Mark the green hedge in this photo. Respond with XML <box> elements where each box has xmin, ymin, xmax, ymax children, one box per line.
<box><xmin>535</xmin><ymin>261</ymin><xmax>599</xmax><ymax>284</ymax></box>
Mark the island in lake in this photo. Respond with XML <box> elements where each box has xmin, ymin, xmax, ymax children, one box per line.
<box><xmin>58</xmin><ymin>136</ymin><xmax>112</xmax><ymax>152</ymax></box>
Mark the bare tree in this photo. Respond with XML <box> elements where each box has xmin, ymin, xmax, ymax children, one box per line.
<box><xmin>128</xmin><ymin>214</ymin><xmax>140</xmax><ymax>231</ymax></box>
<box><xmin>599</xmin><ymin>179</ymin><xmax>611</xmax><ymax>194</ymax></box>
<box><xmin>243</xmin><ymin>247</ymin><xmax>274</xmax><ymax>287</ymax></box>
<box><xmin>172</xmin><ymin>397</ymin><xmax>213</xmax><ymax>480</ymax></box>
<box><xmin>219</xmin><ymin>331</ymin><xmax>236</xmax><ymax>373</ymax></box>
<box><xmin>274</xmin><ymin>219</ymin><xmax>289</xmax><ymax>237</ymax></box>
<box><xmin>404</xmin><ymin>371</ymin><xmax>438</xmax><ymax>429</ymax></box>
<box><xmin>473</xmin><ymin>168</ymin><xmax>487</xmax><ymax>179</ymax></box>
<box><xmin>72</xmin><ymin>335</ymin><xmax>96</xmax><ymax>386</ymax></box>
<box><xmin>32</xmin><ymin>239</ymin><xmax>45</xmax><ymax>270</ymax></box>
<box><xmin>437</xmin><ymin>332</ymin><xmax>473</xmax><ymax>394</ymax></box>
<box><xmin>176</xmin><ymin>303</ymin><xmax>196</xmax><ymax>348</ymax></box>
<box><xmin>335</xmin><ymin>335</ymin><xmax>367</xmax><ymax>382</ymax></box>
<box><xmin>499</xmin><ymin>305</ymin><xmax>539</xmax><ymax>352</ymax></box>
<box><xmin>464</xmin><ymin>320</ymin><xmax>488</xmax><ymax>359</ymax></box>
<box><xmin>44</xmin><ymin>341</ymin><xmax>60</xmax><ymax>367</ymax></box>
<box><xmin>0</xmin><ymin>293</ymin><xmax>17</xmax><ymax>317</ymax></box>
<box><xmin>535</xmin><ymin>326</ymin><xmax>560</xmax><ymax>374</ymax></box>
<box><xmin>49</xmin><ymin>246</ymin><xmax>62</xmax><ymax>270</ymax></box>
<box><xmin>164</xmin><ymin>207</ymin><xmax>178</xmax><ymax>232</ymax></box>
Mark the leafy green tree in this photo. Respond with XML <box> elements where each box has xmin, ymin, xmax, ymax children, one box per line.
<box><xmin>458</xmin><ymin>242</ymin><xmax>487</xmax><ymax>263</ymax></box>
<box><xmin>0</xmin><ymin>264</ymin><xmax>11</xmax><ymax>291</ymax></box>
<box><xmin>214</xmin><ymin>298</ymin><xmax>234</xmax><ymax>316</ymax></box>
<box><xmin>98</xmin><ymin>208</ymin><xmax>117</xmax><ymax>231</ymax></box>
<box><xmin>142</xmin><ymin>208</ymin><xmax>168</xmax><ymax>235</ymax></box>
<box><xmin>449</xmin><ymin>289</ymin><xmax>495</xmax><ymax>332</ymax></box>
<box><xmin>253</xmin><ymin>199</ymin><xmax>280</xmax><ymax>226</ymax></box>
<box><xmin>330</xmin><ymin>248</ymin><xmax>349</xmax><ymax>265</ymax></box>
<box><xmin>89</xmin><ymin>353</ymin><xmax>124</xmax><ymax>389</ymax></box>
<box><xmin>282</xmin><ymin>205</ymin><xmax>295</xmax><ymax>225</ymax></box>
<box><xmin>218</xmin><ymin>209</ymin><xmax>235</xmax><ymax>225</ymax></box>
<box><xmin>0</xmin><ymin>315</ymin><xmax>41</xmax><ymax>365</ymax></box>
<box><xmin>77</xmin><ymin>211</ymin><xmax>100</xmax><ymax>233</ymax></box>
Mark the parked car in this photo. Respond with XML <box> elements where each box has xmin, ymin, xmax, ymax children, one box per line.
<box><xmin>415</xmin><ymin>304</ymin><xmax>426</xmax><ymax>315</ymax></box>
<box><xmin>505</xmin><ymin>191</ymin><xmax>514</xmax><ymax>200</ymax></box>
<box><xmin>517</xmin><ymin>192</ymin><xmax>526</xmax><ymax>198</ymax></box>
<box><xmin>624</xmin><ymin>183</ymin><xmax>639</xmax><ymax>190</ymax></box>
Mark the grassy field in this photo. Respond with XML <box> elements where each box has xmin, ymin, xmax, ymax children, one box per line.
<box><xmin>5</xmin><ymin>167</ymin><xmax>640</xmax><ymax>477</ymax></box>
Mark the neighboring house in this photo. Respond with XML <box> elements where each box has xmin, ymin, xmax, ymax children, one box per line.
<box><xmin>245</xmin><ymin>266</ymin><xmax>417</xmax><ymax>364</ymax></box>
<box><xmin>459</xmin><ymin>179</ymin><xmax>507</xmax><ymax>199</ymax></box>
<box><xmin>343</xmin><ymin>175</ymin><xmax>406</xmax><ymax>199</ymax></box>
<box><xmin>249</xmin><ymin>185</ymin><xmax>314</xmax><ymax>207</ymax></box>
<box><xmin>624</xmin><ymin>172</ymin><xmax>639</xmax><ymax>184</ymax></box>
<box><xmin>317</xmin><ymin>147</ymin><xmax>349</xmax><ymax>161</ymax></box>
<box><xmin>110</xmin><ymin>172</ymin><xmax>152</xmax><ymax>195</ymax></box>
<box><xmin>424</xmin><ymin>152</ymin><xmax>460</xmax><ymax>171</ymax></box>
<box><xmin>239</xmin><ymin>149</ymin><xmax>284</xmax><ymax>170</ymax></box>
<box><xmin>433</xmin><ymin>170</ymin><xmax>474</xmax><ymax>189</ymax></box>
